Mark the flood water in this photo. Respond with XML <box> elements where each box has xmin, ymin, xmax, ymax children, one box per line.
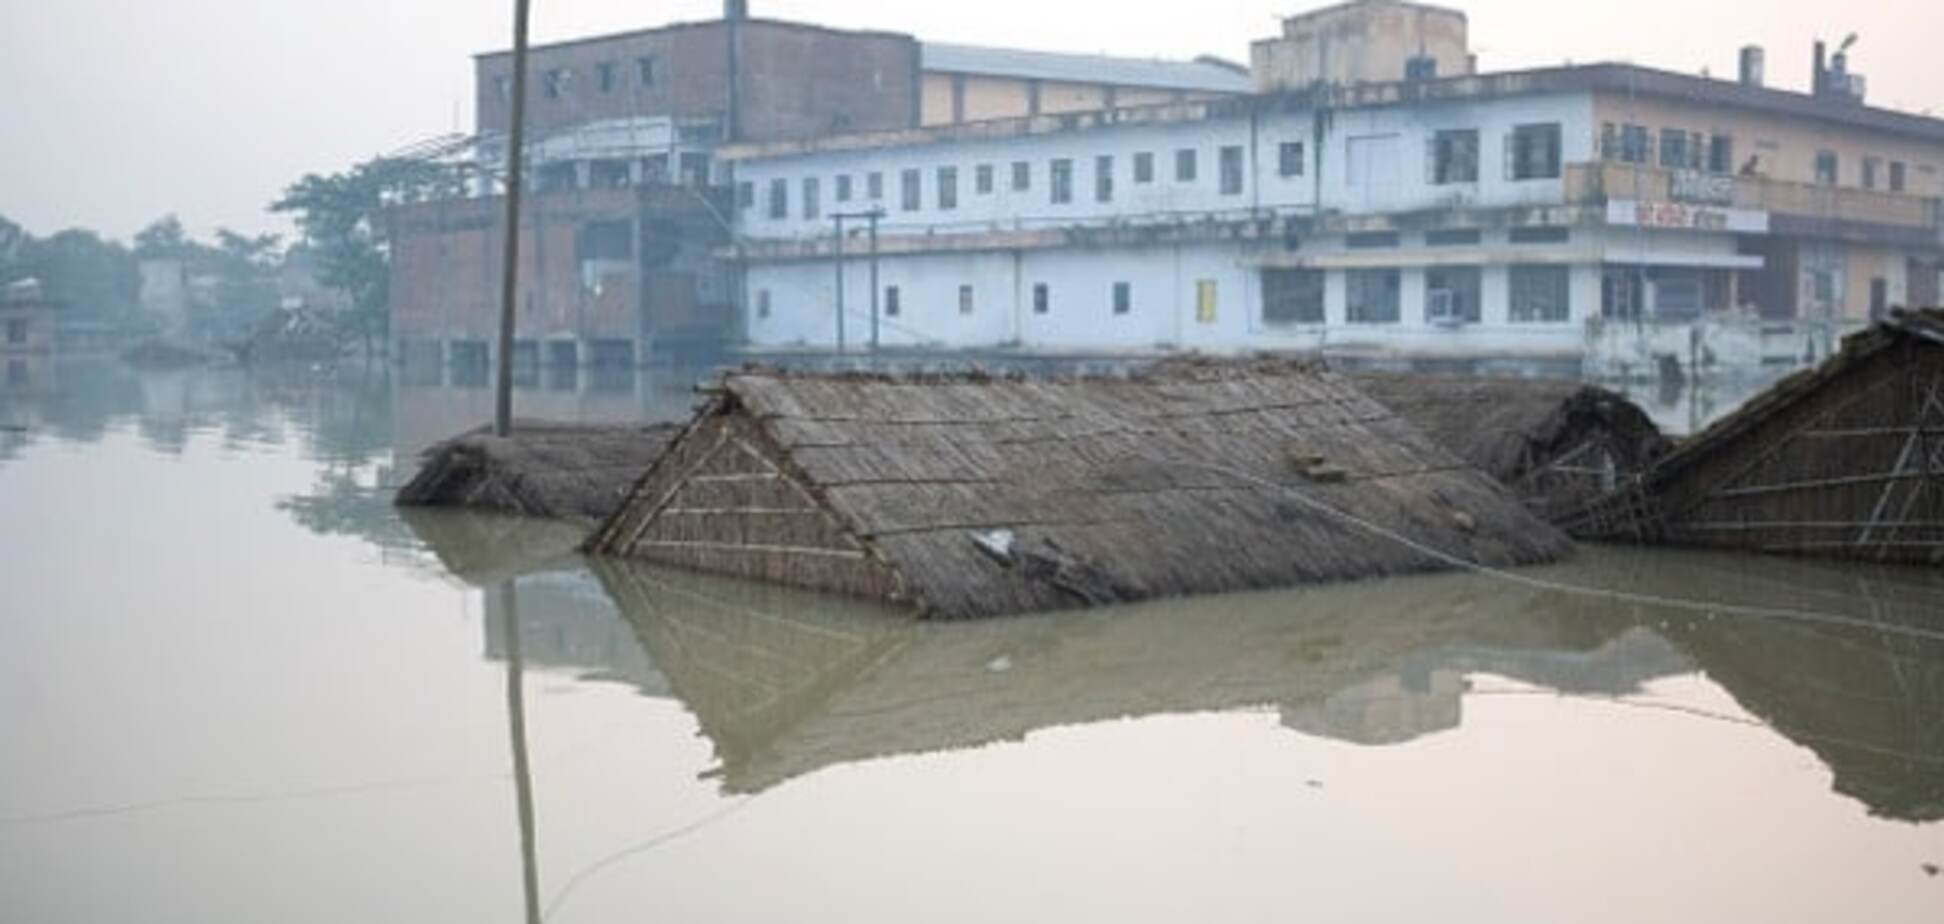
<box><xmin>2</xmin><ymin>360</ymin><xmax>1941</xmax><ymax>923</ymax></box>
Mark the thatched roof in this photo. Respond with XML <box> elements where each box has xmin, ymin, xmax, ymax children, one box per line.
<box><xmin>1642</xmin><ymin>308</ymin><xmax>1942</xmax><ymax>485</ymax></box>
<box><xmin>1567</xmin><ymin>308</ymin><xmax>1944</xmax><ymax>559</ymax></box>
<box><xmin>589</xmin><ymin>361</ymin><xmax>1574</xmax><ymax>619</ymax></box>
<box><xmin>1348</xmin><ymin>373</ymin><xmax>1671</xmax><ymax>528</ymax></box>
<box><xmin>396</xmin><ymin>420</ymin><xmax>680</xmax><ymax>522</ymax></box>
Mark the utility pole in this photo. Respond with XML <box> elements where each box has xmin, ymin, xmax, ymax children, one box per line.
<box><xmin>494</xmin><ymin>0</ymin><xmax>533</xmax><ymax>438</ymax></box>
<box><xmin>833</xmin><ymin>208</ymin><xmax>886</xmax><ymax>355</ymax></box>
<box><xmin>833</xmin><ymin>214</ymin><xmax>847</xmax><ymax>356</ymax></box>
<box><xmin>867</xmin><ymin>209</ymin><xmax>882</xmax><ymax>352</ymax></box>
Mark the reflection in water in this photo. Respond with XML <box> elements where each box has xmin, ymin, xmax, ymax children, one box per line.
<box><xmin>401</xmin><ymin>537</ymin><xmax>1944</xmax><ymax>824</ymax></box>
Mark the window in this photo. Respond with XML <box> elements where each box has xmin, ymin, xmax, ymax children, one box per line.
<box><xmin>1687</xmin><ymin>132</ymin><xmax>1705</xmax><ymax>170</ymax></box>
<box><xmin>938</xmin><ymin>166</ymin><xmax>958</xmax><ymax>211</ymax></box>
<box><xmin>5</xmin><ymin>319</ymin><xmax>26</xmax><ymax>344</ymax></box>
<box><xmin>884</xmin><ymin>286</ymin><xmax>901</xmax><ymax>317</ymax></box>
<box><xmin>901</xmin><ymin>169</ymin><xmax>921</xmax><ymax>211</ymax></box>
<box><xmin>1095</xmin><ymin>155</ymin><xmax>1114</xmax><ymax>203</ymax></box>
<box><xmin>736</xmin><ymin>182</ymin><xmax>754</xmax><ymax>210</ymax></box>
<box><xmin>1425</xmin><ymin>228</ymin><xmax>1482</xmax><ymax>246</ymax></box>
<box><xmin>756</xmin><ymin>290</ymin><xmax>771</xmax><ymax>320</ymax></box>
<box><xmin>1602</xmin><ymin>268</ymin><xmax>1644</xmax><ymax>321</ymax></box>
<box><xmin>1430</xmin><ymin>130</ymin><xmax>1478</xmax><ymax>184</ymax></box>
<box><xmin>494</xmin><ymin>76</ymin><xmax>512</xmax><ymax>101</ymax></box>
<box><xmin>1346</xmin><ymin>270</ymin><xmax>1401</xmax><ymax>324</ymax></box>
<box><xmin>597</xmin><ymin>61</ymin><xmax>616</xmax><ymax>93</ymax></box>
<box><xmin>1509</xmin><ymin>226</ymin><xmax>1570</xmax><ymax>244</ymax></box>
<box><xmin>543</xmin><ymin>68</ymin><xmax>569</xmax><ymax>100</ymax></box>
<box><xmin>1424</xmin><ymin>267</ymin><xmax>1482</xmax><ymax>324</ymax></box>
<box><xmin>1510</xmin><ymin>265</ymin><xmax>1571</xmax><ymax>322</ymax></box>
<box><xmin>1889</xmin><ymin>161</ymin><xmax>1907</xmax><ymax>193</ymax></box>
<box><xmin>1262</xmin><ymin>269</ymin><xmax>1325</xmax><ymax>325</ymax></box>
<box><xmin>1134</xmin><ymin>152</ymin><xmax>1155</xmax><ymax>184</ymax></box>
<box><xmin>802</xmin><ymin>177</ymin><xmax>820</xmax><ymax>220</ymax></box>
<box><xmin>1195</xmin><ymin>280</ymin><xmax>1219</xmax><ymax>324</ymax></box>
<box><xmin>1618</xmin><ymin>124</ymin><xmax>1650</xmax><ymax>164</ymax></box>
<box><xmin>1220</xmin><ymin>146</ymin><xmax>1244</xmax><ymax>195</ymax></box>
<box><xmin>767</xmin><ymin>179</ymin><xmax>787</xmax><ymax>219</ymax></box>
<box><xmin>1176</xmin><ymin>149</ymin><xmax>1198</xmax><ymax>182</ymax></box>
<box><xmin>1862</xmin><ymin>157</ymin><xmax>1881</xmax><ymax>190</ymax></box>
<box><xmin>835</xmin><ymin>175</ymin><xmax>852</xmax><ymax>203</ymax></box>
<box><xmin>638</xmin><ymin>57</ymin><xmax>657</xmax><ymax>87</ymax></box>
<box><xmin>1033</xmin><ymin>284</ymin><xmax>1050</xmax><ymax>315</ymax></box>
<box><xmin>1346</xmin><ymin>232</ymin><xmax>1400</xmax><ymax>249</ymax></box>
<box><xmin>976</xmin><ymin>164</ymin><xmax>994</xmax><ymax>194</ymax></box>
<box><xmin>867</xmin><ymin>172</ymin><xmax>884</xmax><ymax>201</ymax></box>
<box><xmin>1011</xmin><ymin>161</ymin><xmax>1031</xmax><ymax>191</ymax></box>
<box><xmin>958</xmin><ymin>285</ymin><xmax>974</xmax><ymax>315</ymax></box>
<box><xmin>1814</xmin><ymin>150</ymin><xmax>1839</xmax><ymax>186</ymax></box>
<box><xmin>1051</xmin><ymin>158</ymin><xmax>1073</xmax><ymax>204</ymax></box>
<box><xmin>1112</xmin><ymin>282</ymin><xmax>1132</xmax><ymax>316</ymax></box>
<box><xmin>1708</xmin><ymin>135</ymin><xmax>1734</xmax><ymax>174</ymax></box>
<box><xmin>1659</xmin><ymin>129</ymin><xmax>1688</xmax><ymax>169</ymax></box>
<box><xmin>1509</xmin><ymin>124</ymin><xmax>1562</xmax><ymax>180</ymax></box>
<box><xmin>1279</xmin><ymin>141</ymin><xmax>1306</xmax><ymax>178</ymax></box>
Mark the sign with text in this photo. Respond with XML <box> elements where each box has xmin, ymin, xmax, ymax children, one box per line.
<box><xmin>1607</xmin><ymin>200</ymin><xmax>1769</xmax><ymax>234</ymax></box>
<box><xmin>1670</xmin><ymin>170</ymin><xmax>1736</xmax><ymax>205</ymax></box>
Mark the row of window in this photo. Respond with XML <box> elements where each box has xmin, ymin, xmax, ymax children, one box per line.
<box><xmin>1428</xmin><ymin>124</ymin><xmax>1566</xmax><ymax>184</ymax></box>
<box><xmin>1600</xmin><ymin>122</ymin><xmax>1911</xmax><ymax>192</ymax></box>
<box><xmin>749</xmin><ymin>121</ymin><xmax>1572</xmax><ymax>221</ymax></box>
<box><xmin>492</xmin><ymin>57</ymin><xmax>660</xmax><ymax>102</ymax></box>
<box><xmin>754</xmin><ymin>266</ymin><xmax>1574</xmax><ymax>327</ymax></box>
<box><xmin>1266</xmin><ymin>266</ymin><xmax>1571</xmax><ymax>325</ymax></box>
<box><xmin>749</xmin><ymin>145</ymin><xmax>1275</xmax><ymax>219</ymax></box>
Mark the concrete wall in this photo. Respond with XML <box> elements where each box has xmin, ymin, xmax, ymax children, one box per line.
<box><xmin>743</xmin><ymin>236</ymin><xmax>1601</xmax><ymax>359</ymax></box>
<box><xmin>476</xmin><ymin>20</ymin><xmax>920</xmax><ymax>144</ymax></box>
<box><xmin>1253</xmin><ymin>0</ymin><xmax>1472</xmax><ymax>91</ymax></box>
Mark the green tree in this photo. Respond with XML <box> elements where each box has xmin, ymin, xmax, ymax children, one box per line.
<box><xmin>133</xmin><ymin>214</ymin><xmax>192</xmax><ymax>260</ymax></box>
<box><xmin>271</xmin><ymin>157</ymin><xmax>461</xmax><ymax>358</ymax></box>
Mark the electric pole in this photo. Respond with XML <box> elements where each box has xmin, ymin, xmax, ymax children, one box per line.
<box><xmin>494</xmin><ymin>0</ymin><xmax>533</xmax><ymax>438</ymax></box>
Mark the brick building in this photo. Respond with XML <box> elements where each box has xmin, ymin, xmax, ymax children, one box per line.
<box><xmin>390</xmin><ymin>2</ymin><xmax>1250</xmax><ymax>376</ymax></box>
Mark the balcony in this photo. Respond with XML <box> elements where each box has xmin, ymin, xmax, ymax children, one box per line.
<box><xmin>1565</xmin><ymin>161</ymin><xmax>1941</xmax><ymax>240</ymax></box>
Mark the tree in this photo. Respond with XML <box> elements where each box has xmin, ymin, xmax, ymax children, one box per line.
<box><xmin>134</xmin><ymin>215</ymin><xmax>191</xmax><ymax>260</ymax></box>
<box><xmin>271</xmin><ymin>157</ymin><xmax>461</xmax><ymax>359</ymax></box>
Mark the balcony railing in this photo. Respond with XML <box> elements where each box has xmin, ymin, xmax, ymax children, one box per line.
<box><xmin>1565</xmin><ymin>161</ymin><xmax>1940</xmax><ymax>232</ymax></box>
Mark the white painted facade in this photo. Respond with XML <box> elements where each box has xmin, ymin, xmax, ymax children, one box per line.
<box><xmin>726</xmin><ymin>88</ymin><xmax>1832</xmax><ymax>366</ymax></box>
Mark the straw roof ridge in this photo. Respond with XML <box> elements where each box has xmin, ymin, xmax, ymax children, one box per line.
<box><xmin>397</xmin><ymin>420</ymin><xmax>682</xmax><ymax>522</ymax></box>
<box><xmin>595</xmin><ymin>361</ymin><xmax>1576</xmax><ymax>619</ymax></box>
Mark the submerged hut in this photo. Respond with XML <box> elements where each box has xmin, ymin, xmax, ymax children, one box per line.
<box><xmin>1569</xmin><ymin>309</ymin><xmax>1944</xmax><ymax>563</ymax></box>
<box><xmin>1349</xmin><ymin>373</ymin><xmax>1671</xmax><ymax>531</ymax></box>
<box><xmin>587</xmin><ymin>362</ymin><xmax>1573</xmax><ymax>619</ymax></box>
<box><xmin>396</xmin><ymin>421</ymin><xmax>680</xmax><ymax>522</ymax></box>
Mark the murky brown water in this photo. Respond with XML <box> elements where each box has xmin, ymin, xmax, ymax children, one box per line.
<box><xmin>2</xmin><ymin>361</ymin><xmax>1941</xmax><ymax>923</ymax></box>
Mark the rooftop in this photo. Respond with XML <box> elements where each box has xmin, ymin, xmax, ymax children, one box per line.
<box><xmin>921</xmin><ymin>42</ymin><xmax>1251</xmax><ymax>94</ymax></box>
<box><xmin>719</xmin><ymin>61</ymin><xmax>1944</xmax><ymax>160</ymax></box>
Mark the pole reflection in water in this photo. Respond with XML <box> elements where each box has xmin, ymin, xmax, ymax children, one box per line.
<box><xmin>498</xmin><ymin>579</ymin><xmax>543</xmax><ymax>924</ymax></box>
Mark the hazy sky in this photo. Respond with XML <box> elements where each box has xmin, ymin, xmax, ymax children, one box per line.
<box><xmin>2</xmin><ymin>1</ymin><xmax>1938</xmax><ymax>243</ymax></box>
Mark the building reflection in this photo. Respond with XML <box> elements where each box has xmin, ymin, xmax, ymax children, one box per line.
<box><xmin>402</xmin><ymin>504</ymin><xmax>1944</xmax><ymax>825</ymax></box>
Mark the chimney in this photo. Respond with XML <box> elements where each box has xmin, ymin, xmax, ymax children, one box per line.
<box><xmin>1738</xmin><ymin>45</ymin><xmax>1764</xmax><ymax>87</ymax></box>
<box><xmin>1812</xmin><ymin>40</ymin><xmax>1827</xmax><ymax>96</ymax></box>
<box><xmin>724</xmin><ymin>0</ymin><xmax>748</xmax><ymax>20</ymax></box>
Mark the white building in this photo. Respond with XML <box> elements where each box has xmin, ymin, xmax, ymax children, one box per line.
<box><xmin>720</xmin><ymin>2</ymin><xmax>1944</xmax><ymax>373</ymax></box>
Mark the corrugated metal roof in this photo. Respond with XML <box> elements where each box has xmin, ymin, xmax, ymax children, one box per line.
<box><xmin>921</xmin><ymin>42</ymin><xmax>1251</xmax><ymax>94</ymax></box>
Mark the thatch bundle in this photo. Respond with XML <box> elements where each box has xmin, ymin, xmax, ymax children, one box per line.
<box><xmin>588</xmin><ymin>360</ymin><xmax>1574</xmax><ymax>619</ymax></box>
<box><xmin>396</xmin><ymin>420</ymin><xmax>680</xmax><ymax>522</ymax></box>
<box><xmin>1349</xmin><ymin>373</ymin><xmax>1671</xmax><ymax>529</ymax></box>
